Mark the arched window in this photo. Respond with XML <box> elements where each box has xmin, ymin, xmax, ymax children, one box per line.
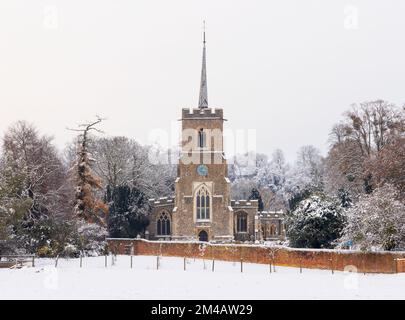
<box><xmin>198</xmin><ymin>230</ymin><xmax>208</xmax><ymax>242</ymax></box>
<box><xmin>198</xmin><ymin>128</ymin><xmax>206</xmax><ymax>148</ymax></box>
<box><xmin>237</xmin><ymin>212</ymin><xmax>248</xmax><ymax>233</ymax></box>
<box><xmin>196</xmin><ymin>186</ymin><xmax>210</xmax><ymax>220</ymax></box>
<box><xmin>157</xmin><ymin>211</ymin><xmax>171</xmax><ymax>236</ymax></box>
<box><xmin>261</xmin><ymin>225</ymin><xmax>266</xmax><ymax>239</ymax></box>
<box><xmin>270</xmin><ymin>224</ymin><xmax>277</xmax><ymax>236</ymax></box>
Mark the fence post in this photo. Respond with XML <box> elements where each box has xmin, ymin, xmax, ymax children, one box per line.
<box><xmin>269</xmin><ymin>261</ymin><xmax>272</xmax><ymax>274</ymax></box>
<box><xmin>32</xmin><ymin>256</ymin><xmax>35</xmax><ymax>268</ymax></box>
<box><xmin>212</xmin><ymin>259</ymin><xmax>215</xmax><ymax>272</ymax></box>
<box><xmin>184</xmin><ymin>257</ymin><xmax>186</xmax><ymax>271</ymax></box>
<box><xmin>55</xmin><ymin>255</ymin><xmax>59</xmax><ymax>268</ymax></box>
<box><xmin>131</xmin><ymin>255</ymin><xmax>133</xmax><ymax>269</ymax></box>
<box><xmin>395</xmin><ymin>258</ymin><xmax>398</xmax><ymax>274</ymax></box>
<box><xmin>80</xmin><ymin>255</ymin><xmax>83</xmax><ymax>268</ymax></box>
<box><xmin>157</xmin><ymin>256</ymin><xmax>159</xmax><ymax>270</ymax></box>
<box><xmin>330</xmin><ymin>258</ymin><xmax>334</xmax><ymax>275</ymax></box>
<box><xmin>105</xmin><ymin>255</ymin><xmax>107</xmax><ymax>268</ymax></box>
<box><xmin>240</xmin><ymin>259</ymin><xmax>243</xmax><ymax>273</ymax></box>
<box><xmin>300</xmin><ymin>258</ymin><xmax>302</xmax><ymax>274</ymax></box>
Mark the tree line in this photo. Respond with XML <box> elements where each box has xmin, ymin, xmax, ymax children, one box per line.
<box><xmin>0</xmin><ymin>99</ymin><xmax>404</xmax><ymax>255</ymax></box>
<box><xmin>230</xmin><ymin>100</ymin><xmax>405</xmax><ymax>251</ymax></box>
<box><xmin>0</xmin><ymin>118</ymin><xmax>175</xmax><ymax>256</ymax></box>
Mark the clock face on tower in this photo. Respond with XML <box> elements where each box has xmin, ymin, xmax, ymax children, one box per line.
<box><xmin>197</xmin><ymin>164</ymin><xmax>208</xmax><ymax>176</ymax></box>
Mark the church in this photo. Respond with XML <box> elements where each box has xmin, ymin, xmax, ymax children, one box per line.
<box><xmin>147</xmin><ymin>30</ymin><xmax>285</xmax><ymax>243</ymax></box>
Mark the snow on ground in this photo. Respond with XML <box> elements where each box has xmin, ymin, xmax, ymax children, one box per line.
<box><xmin>1</xmin><ymin>255</ymin><xmax>404</xmax><ymax>300</ymax></box>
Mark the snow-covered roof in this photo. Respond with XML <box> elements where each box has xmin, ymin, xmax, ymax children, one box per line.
<box><xmin>260</xmin><ymin>210</ymin><xmax>284</xmax><ymax>214</ymax></box>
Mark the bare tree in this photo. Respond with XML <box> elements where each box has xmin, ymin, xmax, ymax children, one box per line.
<box><xmin>324</xmin><ymin>140</ymin><xmax>365</xmax><ymax>198</ymax></box>
<box><xmin>283</xmin><ymin>145</ymin><xmax>324</xmax><ymax>199</ymax></box>
<box><xmin>365</xmin><ymin>136</ymin><xmax>405</xmax><ymax>199</ymax></box>
<box><xmin>0</xmin><ymin>121</ymin><xmax>75</xmax><ymax>254</ymax></box>
<box><xmin>259</xmin><ymin>187</ymin><xmax>286</xmax><ymax>211</ymax></box>
<box><xmin>325</xmin><ymin>100</ymin><xmax>404</xmax><ymax>198</ymax></box>
<box><xmin>91</xmin><ymin>136</ymin><xmax>176</xmax><ymax>199</ymax></box>
<box><xmin>267</xmin><ymin>243</ymin><xmax>281</xmax><ymax>272</ymax></box>
<box><xmin>92</xmin><ymin>136</ymin><xmax>136</xmax><ymax>187</ymax></box>
<box><xmin>337</xmin><ymin>100</ymin><xmax>402</xmax><ymax>155</ymax></box>
<box><xmin>1</xmin><ymin>121</ymin><xmax>68</xmax><ymax>219</ymax></box>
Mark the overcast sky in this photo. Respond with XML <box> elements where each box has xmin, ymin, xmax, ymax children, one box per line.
<box><xmin>0</xmin><ymin>0</ymin><xmax>404</xmax><ymax>162</ymax></box>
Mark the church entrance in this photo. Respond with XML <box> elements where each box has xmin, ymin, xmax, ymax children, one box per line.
<box><xmin>198</xmin><ymin>230</ymin><xmax>208</xmax><ymax>242</ymax></box>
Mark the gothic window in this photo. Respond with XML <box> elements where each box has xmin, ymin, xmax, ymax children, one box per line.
<box><xmin>270</xmin><ymin>224</ymin><xmax>277</xmax><ymax>236</ymax></box>
<box><xmin>261</xmin><ymin>225</ymin><xmax>266</xmax><ymax>239</ymax></box>
<box><xmin>196</xmin><ymin>185</ymin><xmax>210</xmax><ymax>220</ymax></box>
<box><xmin>198</xmin><ymin>128</ymin><xmax>206</xmax><ymax>148</ymax></box>
<box><xmin>157</xmin><ymin>211</ymin><xmax>171</xmax><ymax>236</ymax></box>
<box><xmin>236</xmin><ymin>212</ymin><xmax>248</xmax><ymax>233</ymax></box>
<box><xmin>198</xmin><ymin>230</ymin><xmax>208</xmax><ymax>242</ymax></box>
<box><xmin>265</xmin><ymin>224</ymin><xmax>271</xmax><ymax>239</ymax></box>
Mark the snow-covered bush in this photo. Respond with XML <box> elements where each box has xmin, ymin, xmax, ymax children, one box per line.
<box><xmin>285</xmin><ymin>192</ymin><xmax>345</xmax><ymax>249</ymax></box>
<box><xmin>341</xmin><ymin>184</ymin><xmax>405</xmax><ymax>251</ymax></box>
<box><xmin>62</xmin><ymin>243</ymin><xmax>80</xmax><ymax>257</ymax></box>
<box><xmin>77</xmin><ymin>222</ymin><xmax>108</xmax><ymax>256</ymax></box>
<box><xmin>37</xmin><ymin>245</ymin><xmax>53</xmax><ymax>257</ymax></box>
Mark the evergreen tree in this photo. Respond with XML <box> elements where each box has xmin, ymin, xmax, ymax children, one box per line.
<box><xmin>248</xmin><ymin>188</ymin><xmax>264</xmax><ymax>211</ymax></box>
<box><xmin>69</xmin><ymin>117</ymin><xmax>108</xmax><ymax>226</ymax></box>
<box><xmin>287</xmin><ymin>188</ymin><xmax>312</xmax><ymax>212</ymax></box>
<box><xmin>105</xmin><ymin>185</ymin><xmax>150</xmax><ymax>238</ymax></box>
<box><xmin>286</xmin><ymin>192</ymin><xmax>345</xmax><ymax>249</ymax></box>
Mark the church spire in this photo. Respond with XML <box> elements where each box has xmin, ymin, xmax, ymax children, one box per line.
<box><xmin>198</xmin><ymin>21</ymin><xmax>208</xmax><ymax>108</ymax></box>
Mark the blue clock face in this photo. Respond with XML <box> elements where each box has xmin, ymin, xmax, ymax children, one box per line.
<box><xmin>197</xmin><ymin>164</ymin><xmax>208</xmax><ymax>176</ymax></box>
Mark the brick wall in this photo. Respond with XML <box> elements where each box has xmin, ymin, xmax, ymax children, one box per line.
<box><xmin>396</xmin><ymin>259</ymin><xmax>405</xmax><ymax>273</ymax></box>
<box><xmin>106</xmin><ymin>238</ymin><xmax>405</xmax><ymax>274</ymax></box>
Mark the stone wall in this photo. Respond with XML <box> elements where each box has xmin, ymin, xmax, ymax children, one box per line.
<box><xmin>147</xmin><ymin>197</ymin><xmax>175</xmax><ymax>240</ymax></box>
<box><xmin>106</xmin><ymin>238</ymin><xmax>405</xmax><ymax>274</ymax></box>
<box><xmin>172</xmin><ymin>107</ymin><xmax>233</xmax><ymax>240</ymax></box>
<box><xmin>232</xmin><ymin>200</ymin><xmax>258</xmax><ymax>241</ymax></box>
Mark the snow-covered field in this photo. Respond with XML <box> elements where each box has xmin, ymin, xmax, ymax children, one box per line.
<box><xmin>1</xmin><ymin>255</ymin><xmax>404</xmax><ymax>300</ymax></box>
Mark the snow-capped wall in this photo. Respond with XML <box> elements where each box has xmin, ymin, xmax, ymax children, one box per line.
<box><xmin>106</xmin><ymin>238</ymin><xmax>405</xmax><ymax>274</ymax></box>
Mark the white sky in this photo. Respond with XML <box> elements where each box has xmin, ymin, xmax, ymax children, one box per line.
<box><xmin>0</xmin><ymin>0</ymin><xmax>404</xmax><ymax>161</ymax></box>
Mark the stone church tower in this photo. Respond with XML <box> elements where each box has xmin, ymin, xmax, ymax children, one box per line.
<box><xmin>172</xmin><ymin>28</ymin><xmax>233</xmax><ymax>242</ymax></box>
<box><xmin>146</xmin><ymin>28</ymin><xmax>285</xmax><ymax>242</ymax></box>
